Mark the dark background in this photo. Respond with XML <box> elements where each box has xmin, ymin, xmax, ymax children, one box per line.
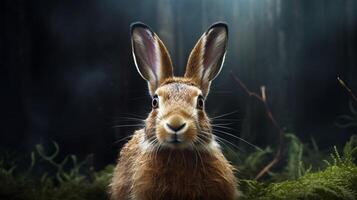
<box><xmin>1</xmin><ymin>0</ymin><xmax>357</xmax><ymax>168</ymax></box>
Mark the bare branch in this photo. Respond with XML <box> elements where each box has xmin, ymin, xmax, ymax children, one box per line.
<box><xmin>230</xmin><ymin>71</ymin><xmax>284</xmax><ymax>180</ymax></box>
<box><xmin>338</xmin><ymin>77</ymin><xmax>357</xmax><ymax>102</ymax></box>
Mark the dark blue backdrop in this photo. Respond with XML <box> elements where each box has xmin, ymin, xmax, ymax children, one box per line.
<box><xmin>1</xmin><ymin>0</ymin><xmax>356</xmax><ymax>168</ymax></box>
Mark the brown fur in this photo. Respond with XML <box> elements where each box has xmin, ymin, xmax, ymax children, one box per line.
<box><xmin>184</xmin><ymin>24</ymin><xmax>228</xmax><ymax>97</ymax></box>
<box><xmin>111</xmin><ymin>129</ymin><xmax>237</xmax><ymax>200</ymax></box>
<box><xmin>184</xmin><ymin>36</ymin><xmax>204</xmax><ymax>87</ymax></box>
<box><xmin>110</xmin><ymin>79</ymin><xmax>238</xmax><ymax>200</ymax></box>
<box><xmin>111</xmin><ymin>22</ymin><xmax>237</xmax><ymax>200</ymax></box>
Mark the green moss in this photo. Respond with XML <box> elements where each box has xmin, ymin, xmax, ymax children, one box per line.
<box><xmin>241</xmin><ymin>164</ymin><xmax>357</xmax><ymax>200</ymax></box>
<box><xmin>0</xmin><ymin>136</ymin><xmax>356</xmax><ymax>200</ymax></box>
<box><xmin>240</xmin><ymin>135</ymin><xmax>357</xmax><ymax>200</ymax></box>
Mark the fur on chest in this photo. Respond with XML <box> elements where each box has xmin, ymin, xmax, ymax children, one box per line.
<box><xmin>130</xmin><ymin>149</ymin><xmax>237</xmax><ymax>200</ymax></box>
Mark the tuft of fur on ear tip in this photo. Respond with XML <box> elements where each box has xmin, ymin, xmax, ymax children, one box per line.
<box><xmin>130</xmin><ymin>22</ymin><xmax>155</xmax><ymax>36</ymax></box>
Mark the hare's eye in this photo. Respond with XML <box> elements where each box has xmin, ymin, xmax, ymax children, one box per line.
<box><xmin>152</xmin><ymin>95</ymin><xmax>159</xmax><ymax>109</ymax></box>
<box><xmin>197</xmin><ymin>95</ymin><xmax>204</xmax><ymax>109</ymax></box>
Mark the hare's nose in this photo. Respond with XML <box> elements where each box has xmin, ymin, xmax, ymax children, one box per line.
<box><xmin>166</xmin><ymin>123</ymin><xmax>186</xmax><ymax>132</ymax></box>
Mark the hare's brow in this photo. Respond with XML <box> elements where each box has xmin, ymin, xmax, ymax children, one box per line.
<box><xmin>161</xmin><ymin>79</ymin><xmax>197</xmax><ymax>86</ymax></box>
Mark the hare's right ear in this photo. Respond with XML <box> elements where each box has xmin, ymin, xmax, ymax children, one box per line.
<box><xmin>184</xmin><ymin>22</ymin><xmax>228</xmax><ymax>97</ymax></box>
<box><xmin>131</xmin><ymin>22</ymin><xmax>174</xmax><ymax>96</ymax></box>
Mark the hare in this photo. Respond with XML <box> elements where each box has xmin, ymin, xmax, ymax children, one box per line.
<box><xmin>110</xmin><ymin>22</ymin><xmax>238</xmax><ymax>200</ymax></box>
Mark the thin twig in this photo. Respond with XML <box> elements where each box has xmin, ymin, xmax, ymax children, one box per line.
<box><xmin>338</xmin><ymin>77</ymin><xmax>357</xmax><ymax>102</ymax></box>
<box><xmin>230</xmin><ymin>71</ymin><xmax>284</xmax><ymax>180</ymax></box>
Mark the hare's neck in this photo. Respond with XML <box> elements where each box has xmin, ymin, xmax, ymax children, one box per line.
<box><xmin>142</xmin><ymin>148</ymin><xmax>218</xmax><ymax>171</ymax></box>
<box><xmin>138</xmin><ymin>138</ymin><xmax>221</xmax><ymax>169</ymax></box>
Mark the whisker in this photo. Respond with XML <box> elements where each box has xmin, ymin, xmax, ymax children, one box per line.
<box><xmin>210</xmin><ymin>110</ymin><xmax>239</xmax><ymax>119</ymax></box>
<box><xmin>212</xmin><ymin>129</ymin><xmax>263</xmax><ymax>152</ymax></box>
<box><xmin>117</xmin><ymin>117</ymin><xmax>145</xmax><ymax>121</ymax></box>
<box><xmin>214</xmin><ymin>137</ymin><xmax>242</xmax><ymax>157</ymax></box>
<box><xmin>212</xmin><ymin>122</ymin><xmax>235</xmax><ymax>126</ymax></box>
<box><xmin>193</xmin><ymin>139</ymin><xmax>206</xmax><ymax>171</ymax></box>
<box><xmin>199</xmin><ymin>131</ymin><xmax>243</xmax><ymax>152</ymax></box>
<box><xmin>213</xmin><ymin>119</ymin><xmax>241</xmax><ymax>122</ymax></box>
<box><xmin>192</xmin><ymin>143</ymin><xmax>199</xmax><ymax>170</ymax></box>
<box><xmin>147</xmin><ymin>139</ymin><xmax>159</xmax><ymax>160</ymax></box>
<box><xmin>122</xmin><ymin>113</ymin><xmax>148</xmax><ymax>119</ymax></box>
<box><xmin>195</xmin><ymin>136</ymin><xmax>209</xmax><ymax>151</ymax></box>
<box><xmin>113</xmin><ymin>119</ymin><xmax>142</xmax><ymax>124</ymax></box>
<box><xmin>200</xmin><ymin>133</ymin><xmax>243</xmax><ymax>155</ymax></box>
<box><xmin>211</xmin><ymin>125</ymin><xmax>236</xmax><ymax>131</ymax></box>
<box><xmin>112</xmin><ymin>124</ymin><xmax>145</xmax><ymax>128</ymax></box>
<box><xmin>154</xmin><ymin>141</ymin><xmax>162</xmax><ymax>163</ymax></box>
<box><xmin>114</xmin><ymin>134</ymin><xmax>133</xmax><ymax>144</ymax></box>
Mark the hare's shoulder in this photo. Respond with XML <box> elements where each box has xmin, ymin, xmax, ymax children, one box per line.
<box><xmin>110</xmin><ymin>130</ymin><xmax>144</xmax><ymax>199</ymax></box>
<box><xmin>119</xmin><ymin>129</ymin><xmax>145</xmax><ymax>158</ymax></box>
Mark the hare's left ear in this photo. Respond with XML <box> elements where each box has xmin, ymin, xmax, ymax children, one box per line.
<box><xmin>184</xmin><ymin>22</ymin><xmax>228</xmax><ymax>96</ymax></box>
<box><xmin>131</xmin><ymin>22</ymin><xmax>174</xmax><ymax>96</ymax></box>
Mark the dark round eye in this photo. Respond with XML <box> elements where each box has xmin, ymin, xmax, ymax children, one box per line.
<box><xmin>197</xmin><ymin>95</ymin><xmax>204</xmax><ymax>109</ymax></box>
<box><xmin>152</xmin><ymin>95</ymin><xmax>159</xmax><ymax>109</ymax></box>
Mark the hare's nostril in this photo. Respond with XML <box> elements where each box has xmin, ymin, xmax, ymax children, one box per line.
<box><xmin>166</xmin><ymin>123</ymin><xmax>186</xmax><ymax>132</ymax></box>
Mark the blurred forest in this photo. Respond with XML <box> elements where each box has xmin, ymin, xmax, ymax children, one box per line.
<box><xmin>1</xmin><ymin>0</ymin><xmax>357</xmax><ymax>169</ymax></box>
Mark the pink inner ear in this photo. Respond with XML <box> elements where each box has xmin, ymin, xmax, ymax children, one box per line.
<box><xmin>203</xmin><ymin>28</ymin><xmax>226</xmax><ymax>70</ymax></box>
<box><xmin>135</xmin><ymin>28</ymin><xmax>159</xmax><ymax>78</ymax></box>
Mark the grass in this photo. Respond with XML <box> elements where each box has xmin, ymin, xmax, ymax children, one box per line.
<box><xmin>0</xmin><ymin>143</ymin><xmax>114</xmax><ymax>200</ymax></box>
<box><xmin>0</xmin><ymin>135</ymin><xmax>356</xmax><ymax>200</ymax></box>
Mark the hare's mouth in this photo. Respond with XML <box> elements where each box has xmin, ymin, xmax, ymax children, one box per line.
<box><xmin>166</xmin><ymin>133</ymin><xmax>183</xmax><ymax>144</ymax></box>
<box><xmin>156</xmin><ymin>127</ymin><xmax>198</xmax><ymax>149</ymax></box>
<box><xmin>155</xmin><ymin>115</ymin><xmax>196</xmax><ymax>145</ymax></box>
<box><xmin>161</xmin><ymin>131</ymin><xmax>188</xmax><ymax>147</ymax></box>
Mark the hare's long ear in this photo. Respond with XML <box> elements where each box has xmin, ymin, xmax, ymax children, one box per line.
<box><xmin>184</xmin><ymin>22</ymin><xmax>228</xmax><ymax>96</ymax></box>
<box><xmin>131</xmin><ymin>22</ymin><xmax>174</xmax><ymax>96</ymax></box>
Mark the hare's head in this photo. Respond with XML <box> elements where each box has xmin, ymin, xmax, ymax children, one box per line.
<box><xmin>131</xmin><ymin>22</ymin><xmax>227</xmax><ymax>150</ymax></box>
